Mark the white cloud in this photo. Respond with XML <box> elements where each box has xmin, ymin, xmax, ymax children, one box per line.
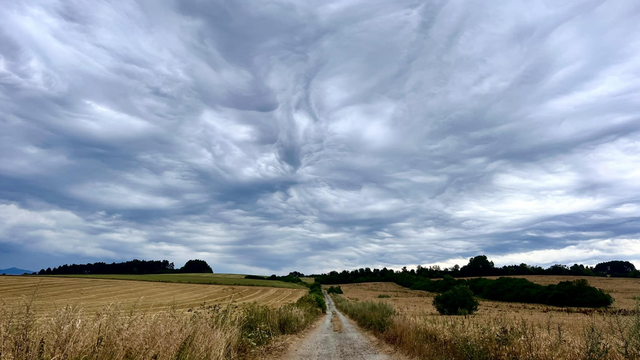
<box><xmin>1</xmin><ymin>1</ymin><xmax>640</xmax><ymax>273</ymax></box>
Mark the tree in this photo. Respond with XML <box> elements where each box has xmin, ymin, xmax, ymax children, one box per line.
<box><xmin>179</xmin><ymin>259</ymin><xmax>213</xmax><ymax>273</ymax></box>
<box><xmin>460</xmin><ymin>255</ymin><xmax>494</xmax><ymax>276</ymax></box>
<box><xmin>433</xmin><ymin>285</ymin><xmax>478</xmax><ymax>315</ymax></box>
<box><xmin>594</xmin><ymin>261</ymin><xmax>636</xmax><ymax>276</ymax></box>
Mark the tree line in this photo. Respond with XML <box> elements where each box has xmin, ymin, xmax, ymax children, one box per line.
<box><xmin>37</xmin><ymin>259</ymin><xmax>213</xmax><ymax>275</ymax></box>
<box><xmin>244</xmin><ymin>271</ymin><xmax>306</xmax><ymax>284</ymax></box>
<box><xmin>313</xmin><ymin>255</ymin><xmax>628</xmax><ymax>308</ymax></box>
<box><xmin>314</xmin><ymin>256</ymin><xmax>638</xmax><ymax>284</ymax></box>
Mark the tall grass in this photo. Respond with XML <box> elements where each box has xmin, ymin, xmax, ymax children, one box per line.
<box><xmin>332</xmin><ymin>295</ymin><xmax>394</xmax><ymax>333</ymax></box>
<box><xmin>240</xmin><ymin>294</ymin><xmax>323</xmax><ymax>348</ymax></box>
<box><xmin>334</xmin><ymin>295</ymin><xmax>640</xmax><ymax>360</ymax></box>
<box><xmin>0</xmin><ymin>293</ymin><xmax>323</xmax><ymax>360</ymax></box>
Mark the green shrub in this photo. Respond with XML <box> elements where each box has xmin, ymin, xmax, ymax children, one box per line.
<box><xmin>378</xmin><ymin>294</ymin><xmax>391</xmax><ymax>298</ymax></box>
<box><xmin>538</xmin><ymin>279</ymin><xmax>613</xmax><ymax>307</ymax></box>
<box><xmin>296</xmin><ymin>293</ymin><xmax>326</xmax><ymax>314</ymax></box>
<box><xmin>433</xmin><ymin>285</ymin><xmax>478</xmax><ymax>315</ymax></box>
<box><xmin>327</xmin><ymin>286</ymin><xmax>343</xmax><ymax>294</ymax></box>
<box><xmin>304</xmin><ymin>282</ymin><xmax>326</xmax><ymax>313</ymax></box>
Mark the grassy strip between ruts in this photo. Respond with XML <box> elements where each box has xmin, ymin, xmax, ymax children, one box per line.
<box><xmin>0</xmin><ymin>282</ymin><xmax>324</xmax><ymax>359</ymax></box>
<box><xmin>332</xmin><ymin>294</ymin><xmax>640</xmax><ymax>360</ymax></box>
<box><xmin>39</xmin><ymin>273</ymin><xmax>306</xmax><ymax>289</ymax></box>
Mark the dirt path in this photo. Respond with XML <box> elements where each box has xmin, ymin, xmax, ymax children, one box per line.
<box><xmin>279</xmin><ymin>291</ymin><xmax>397</xmax><ymax>360</ymax></box>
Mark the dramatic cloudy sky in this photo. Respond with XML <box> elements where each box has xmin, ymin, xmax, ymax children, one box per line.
<box><xmin>1</xmin><ymin>0</ymin><xmax>639</xmax><ymax>274</ymax></box>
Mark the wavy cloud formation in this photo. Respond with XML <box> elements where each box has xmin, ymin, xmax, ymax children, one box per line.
<box><xmin>1</xmin><ymin>1</ymin><xmax>639</xmax><ymax>273</ymax></box>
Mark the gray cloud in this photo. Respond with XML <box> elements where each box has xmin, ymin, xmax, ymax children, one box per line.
<box><xmin>1</xmin><ymin>0</ymin><xmax>640</xmax><ymax>273</ymax></box>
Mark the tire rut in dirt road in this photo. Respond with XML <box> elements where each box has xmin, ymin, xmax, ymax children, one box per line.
<box><xmin>281</xmin><ymin>290</ymin><xmax>391</xmax><ymax>360</ymax></box>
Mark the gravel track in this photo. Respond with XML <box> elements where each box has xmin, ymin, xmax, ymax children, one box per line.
<box><xmin>281</xmin><ymin>291</ymin><xmax>391</xmax><ymax>360</ymax></box>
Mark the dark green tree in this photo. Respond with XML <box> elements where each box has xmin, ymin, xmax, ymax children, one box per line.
<box><xmin>433</xmin><ymin>285</ymin><xmax>478</xmax><ymax>315</ymax></box>
<box><xmin>460</xmin><ymin>255</ymin><xmax>495</xmax><ymax>276</ymax></box>
<box><xmin>179</xmin><ymin>259</ymin><xmax>213</xmax><ymax>273</ymax></box>
<box><xmin>594</xmin><ymin>261</ymin><xmax>636</xmax><ymax>276</ymax></box>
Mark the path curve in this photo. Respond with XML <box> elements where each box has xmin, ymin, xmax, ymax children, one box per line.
<box><xmin>281</xmin><ymin>291</ymin><xmax>390</xmax><ymax>360</ymax></box>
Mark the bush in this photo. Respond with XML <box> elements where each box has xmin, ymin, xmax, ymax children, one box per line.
<box><xmin>308</xmin><ymin>282</ymin><xmax>327</xmax><ymax>313</ymax></box>
<box><xmin>378</xmin><ymin>294</ymin><xmax>391</xmax><ymax>298</ymax></box>
<box><xmin>433</xmin><ymin>285</ymin><xmax>478</xmax><ymax>315</ymax></box>
<box><xmin>327</xmin><ymin>286</ymin><xmax>343</xmax><ymax>294</ymax></box>
<box><xmin>539</xmin><ymin>279</ymin><xmax>613</xmax><ymax>307</ymax></box>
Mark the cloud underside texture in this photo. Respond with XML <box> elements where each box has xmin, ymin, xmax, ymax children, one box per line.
<box><xmin>1</xmin><ymin>0</ymin><xmax>640</xmax><ymax>273</ymax></box>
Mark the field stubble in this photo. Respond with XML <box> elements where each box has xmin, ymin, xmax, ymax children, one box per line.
<box><xmin>335</xmin><ymin>276</ymin><xmax>640</xmax><ymax>359</ymax></box>
<box><xmin>0</xmin><ymin>276</ymin><xmax>306</xmax><ymax>315</ymax></box>
<box><xmin>0</xmin><ymin>277</ymin><xmax>319</xmax><ymax>360</ymax></box>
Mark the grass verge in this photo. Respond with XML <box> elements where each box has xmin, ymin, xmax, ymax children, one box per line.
<box><xmin>332</xmin><ymin>294</ymin><xmax>394</xmax><ymax>333</ymax></box>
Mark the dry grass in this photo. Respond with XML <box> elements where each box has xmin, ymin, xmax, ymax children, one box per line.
<box><xmin>333</xmin><ymin>276</ymin><xmax>640</xmax><ymax>360</ymax></box>
<box><xmin>0</xmin><ymin>282</ymin><xmax>322</xmax><ymax>360</ymax></box>
<box><xmin>331</xmin><ymin>311</ymin><xmax>343</xmax><ymax>333</ymax></box>
<box><xmin>0</xmin><ymin>277</ymin><xmax>306</xmax><ymax>315</ymax></box>
<box><xmin>0</xmin><ymin>299</ymin><xmax>243</xmax><ymax>360</ymax></box>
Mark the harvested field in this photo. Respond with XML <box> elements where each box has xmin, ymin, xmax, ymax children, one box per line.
<box><xmin>0</xmin><ymin>276</ymin><xmax>307</xmax><ymax>315</ymax></box>
<box><xmin>332</xmin><ymin>277</ymin><xmax>640</xmax><ymax>359</ymax></box>
<box><xmin>44</xmin><ymin>272</ymin><xmax>306</xmax><ymax>289</ymax></box>
<box><xmin>337</xmin><ymin>275</ymin><xmax>640</xmax><ymax>312</ymax></box>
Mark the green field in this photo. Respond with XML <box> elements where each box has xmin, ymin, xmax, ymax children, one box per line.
<box><xmin>300</xmin><ymin>277</ymin><xmax>316</xmax><ymax>284</ymax></box>
<box><xmin>41</xmin><ymin>273</ymin><xmax>307</xmax><ymax>289</ymax></box>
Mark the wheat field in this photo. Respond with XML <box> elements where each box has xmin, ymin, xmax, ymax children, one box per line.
<box><xmin>0</xmin><ymin>276</ymin><xmax>306</xmax><ymax>315</ymax></box>
<box><xmin>334</xmin><ymin>276</ymin><xmax>640</xmax><ymax>359</ymax></box>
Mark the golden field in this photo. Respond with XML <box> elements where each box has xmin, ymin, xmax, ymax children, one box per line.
<box><xmin>0</xmin><ymin>277</ymin><xmax>319</xmax><ymax>359</ymax></box>
<box><xmin>333</xmin><ymin>276</ymin><xmax>640</xmax><ymax>359</ymax></box>
<box><xmin>339</xmin><ymin>275</ymin><xmax>640</xmax><ymax>312</ymax></box>
<box><xmin>0</xmin><ymin>276</ymin><xmax>306</xmax><ymax>315</ymax></box>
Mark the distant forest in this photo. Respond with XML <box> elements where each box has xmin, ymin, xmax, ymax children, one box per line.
<box><xmin>37</xmin><ymin>259</ymin><xmax>213</xmax><ymax>275</ymax></box>
<box><xmin>314</xmin><ymin>256</ymin><xmax>638</xmax><ymax>284</ymax></box>
<box><xmin>313</xmin><ymin>256</ymin><xmax>636</xmax><ymax>308</ymax></box>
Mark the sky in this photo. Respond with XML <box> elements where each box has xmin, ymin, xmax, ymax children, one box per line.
<box><xmin>1</xmin><ymin>0</ymin><xmax>640</xmax><ymax>274</ymax></box>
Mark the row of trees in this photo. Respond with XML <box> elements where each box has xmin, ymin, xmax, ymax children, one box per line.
<box><xmin>244</xmin><ymin>272</ymin><xmax>305</xmax><ymax>284</ymax></box>
<box><xmin>314</xmin><ymin>256</ymin><xmax>638</xmax><ymax>284</ymax></box>
<box><xmin>38</xmin><ymin>259</ymin><xmax>213</xmax><ymax>275</ymax></box>
<box><xmin>406</xmin><ymin>275</ymin><xmax>612</xmax><ymax>308</ymax></box>
<box><xmin>313</xmin><ymin>255</ymin><xmax>627</xmax><ymax>308</ymax></box>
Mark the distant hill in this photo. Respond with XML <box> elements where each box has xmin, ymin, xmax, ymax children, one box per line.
<box><xmin>0</xmin><ymin>267</ymin><xmax>34</xmax><ymax>275</ymax></box>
